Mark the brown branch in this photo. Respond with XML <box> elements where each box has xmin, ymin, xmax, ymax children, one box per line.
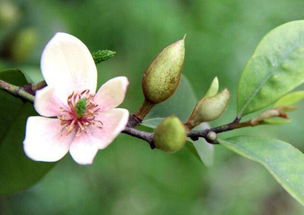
<box><xmin>32</xmin><ymin>80</ymin><xmax>47</xmax><ymax>92</ymax></box>
<box><xmin>121</xmin><ymin>117</ymin><xmax>249</xmax><ymax>146</ymax></box>
<box><xmin>122</xmin><ymin>127</ymin><xmax>155</xmax><ymax>148</ymax></box>
<box><xmin>0</xmin><ymin>79</ymin><xmax>287</xmax><ymax>148</ymax></box>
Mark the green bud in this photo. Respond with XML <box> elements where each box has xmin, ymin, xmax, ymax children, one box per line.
<box><xmin>204</xmin><ymin>77</ymin><xmax>219</xmax><ymax>98</ymax></box>
<box><xmin>142</xmin><ymin>37</ymin><xmax>185</xmax><ymax>104</ymax></box>
<box><xmin>187</xmin><ymin>89</ymin><xmax>230</xmax><ymax>129</ymax></box>
<box><xmin>92</xmin><ymin>50</ymin><xmax>116</xmax><ymax>64</ymax></box>
<box><xmin>154</xmin><ymin>116</ymin><xmax>186</xmax><ymax>153</ymax></box>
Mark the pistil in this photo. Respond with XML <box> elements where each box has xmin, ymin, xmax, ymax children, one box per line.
<box><xmin>58</xmin><ymin>90</ymin><xmax>103</xmax><ymax>136</ymax></box>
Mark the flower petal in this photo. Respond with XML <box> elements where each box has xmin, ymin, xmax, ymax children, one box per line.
<box><xmin>69</xmin><ymin>108</ymin><xmax>129</xmax><ymax>165</ymax></box>
<box><xmin>94</xmin><ymin>77</ymin><xmax>128</xmax><ymax>111</ymax></box>
<box><xmin>89</xmin><ymin>108</ymin><xmax>129</xmax><ymax>149</ymax></box>
<box><xmin>34</xmin><ymin>86</ymin><xmax>65</xmax><ymax>117</ymax></box>
<box><xmin>41</xmin><ymin>32</ymin><xmax>97</xmax><ymax>100</ymax></box>
<box><xmin>23</xmin><ymin>116</ymin><xmax>73</xmax><ymax>162</ymax></box>
<box><xmin>69</xmin><ymin>134</ymin><xmax>99</xmax><ymax>165</ymax></box>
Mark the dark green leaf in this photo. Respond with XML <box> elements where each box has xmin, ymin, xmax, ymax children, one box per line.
<box><xmin>238</xmin><ymin>21</ymin><xmax>304</xmax><ymax>116</ymax></box>
<box><xmin>0</xmin><ymin>70</ymin><xmax>55</xmax><ymax>195</ymax></box>
<box><xmin>219</xmin><ymin>136</ymin><xmax>304</xmax><ymax>205</ymax></box>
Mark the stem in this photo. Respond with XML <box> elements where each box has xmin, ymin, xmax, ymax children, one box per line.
<box><xmin>124</xmin><ymin>116</ymin><xmax>263</xmax><ymax>146</ymax></box>
<box><xmin>187</xmin><ymin>115</ymin><xmax>275</xmax><ymax>143</ymax></box>
<box><xmin>0</xmin><ymin>80</ymin><xmax>283</xmax><ymax>148</ymax></box>
<box><xmin>123</xmin><ymin>117</ymin><xmax>259</xmax><ymax>146</ymax></box>
<box><xmin>32</xmin><ymin>80</ymin><xmax>47</xmax><ymax>92</ymax></box>
<box><xmin>0</xmin><ymin>80</ymin><xmax>34</xmax><ymax>102</ymax></box>
<box><xmin>135</xmin><ymin>99</ymin><xmax>154</xmax><ymax>120</ymax></box>
<box><xmin>128</xmin><ymin>99</ymin><xmax>155</xmax><ymax>128</ymax></box>
<box><xmin>122</xmin><ymin>127</ymin><xmax>155</xmax><ymax>148</ymax></box>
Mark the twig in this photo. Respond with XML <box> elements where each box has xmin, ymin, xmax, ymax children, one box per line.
<box><xmin>127</xmin><ymin>114</ymin><xmax>143</xmax><ymax>128</ymax></box>
<box><xmin>127</xmin><ymin>100</ymin><xmax>155</xmax><ymax>127</ymax></box>
<box><xmin>32</xmin><ymin>80</ymin><xmax>47</xmax><ymax>92</ymax></box>
<box><xmin>122</xmin><ymin>127</ymin><xmax>155</xmax><ymax>148</ymax></box>
<box><xmin>0</xmin><ymin>79</ymin><xmax>285</xmax><ymax>148</ymax></box>
<box><xmin>187</xmin><ymin>119</ymin><xmax>249</xmax><ymax>143</ymax></box>
<box><xmin>0</xmin><ymin>80</ymin><xmax>34</xmax><ymax>102</ymax></box>
<box><xmin>122</xmin><ymin>113</ymin><xmax>285</xmax><ymax>146</ymax></box>
<box><xmin>188</xmin><ymin>109</ymin><xmax>288</xmax><ymax>143</ymax></box>
<box><xmin>121</xmin><ymin>117</ymin><xmax>248</xmax><ymax>146</ymax></box>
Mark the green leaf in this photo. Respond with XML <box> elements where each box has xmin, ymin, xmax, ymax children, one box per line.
<box><xmin>219</xmin><ymin>136</ymin><xmax>304</xmax><ymax>206</ymax></box>
<box><xmin>146</xmin><ymin>75</ymin><xmax>197</xmax><ymax>121</ymax></box>
<box><xmin>20</xmin><ymin>66</ymin><xmax>43</xmax><ymax>83</ymax></box>
<box><xmin>274</xmin><ymin>90</ymin><xmax>304</xmax><ymax>107</ymax></box>
<box><xmin>262</xmin><ymin>118</ymin><xmax>292</xmax><ymax>125</ymax></box>
<box><xmin>187</xmin><ymin>123</ymin><xmax>214</xmax><ymax>167</ymax></box>
<box><xmin>263</xmin><ymin>91</ymin><xmax>304</xmax><ymax>125</ymax></box>
<box><xmin>238</xmin><ymin>21</ymin><xmax>304</xmax><ymax>116</ymax></box>
<box><xmin>143</xmin><ymin>75</ymin><xmax>214</xmax><ymax>167</ymax></box>
<box><xmin>142</xmin><ymin>118</ymin><xmax>163</xmax><ymax>128</ymax></box>
<box><xmin>0</xmin><ymin>70</ymin><xmax>55</xmax><ymax>195</ymax></box>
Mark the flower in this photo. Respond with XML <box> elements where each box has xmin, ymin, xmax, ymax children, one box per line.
<box><xmin>23</xmin><ymin>32</ymin><xmax>129</xmax><ymax>165</ymax></box>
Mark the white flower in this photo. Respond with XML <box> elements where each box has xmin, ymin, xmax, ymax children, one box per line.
<box><xmin>23</xmin><ymin>32</ymin><xmax>129</xmax><ymax>165</ymax></box>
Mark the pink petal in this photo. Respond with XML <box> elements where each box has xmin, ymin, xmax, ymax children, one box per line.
<box><xmin>69</xmin><ymin>134</ymin><xmax>99</xmax><ymax>165</ymax></box>
<box><xmin>34</xmin><ymin>86</ymin><xmax>66</xmax><ymax>117</ymax></box>
<box><xmin>41</xmin><ymin>32</ymin><xmax>97</xmax><ymax>100</ymax></box>
<box><xmin>94</xmin><ymin>77</ymin><xmax>128</xmax><ymax>112</ymax></box>
<box><xmin>88</xmin><ymin>108</ymin><xmax>129</xmax><ymax>149</ymax></box>
<box><xmin>23</xmin><ymin>117</ymin><xmax>73</xmax><ymax>162</ymax></box>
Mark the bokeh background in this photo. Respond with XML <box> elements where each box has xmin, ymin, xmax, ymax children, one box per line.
<box><xmin>1</xmin><ymin>0</ymin><xmax>304</xmax><ymax>214</ymax></box>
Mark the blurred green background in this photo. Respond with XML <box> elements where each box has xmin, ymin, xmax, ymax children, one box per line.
<box><xmin>1</xmin><ymin>0</ymin><xmax>304</xmax><ymax>214</ymax></box>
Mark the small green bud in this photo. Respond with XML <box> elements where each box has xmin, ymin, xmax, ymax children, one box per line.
<box><xmin>187</xmin><ymin>89</ymin><xmax>230</xmax><ymax>129</ymax></box>
<box><xmin>154</xmin><ymin>116</ymin><xmax>186</xmax><ymax>153</ymax></box>
<box><xmin>92</xmin><ymin>50</ymin><xmax>116</xmax><ymax>64</ymax></box>
<box><xmin>142</xmin><ymin>37</ymin><xmax>185</xmax><ymax>104</ymax></box>
<box><xmin>204</xmin><ymin>77</ymin><xmax>219</xmax><ymax>98</ymax></box>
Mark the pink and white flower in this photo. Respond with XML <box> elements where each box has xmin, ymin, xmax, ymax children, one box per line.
<box><xmin>23</xmin><ymin>32</ymin><xmax>129</xmax><ymax>165</ymax></box>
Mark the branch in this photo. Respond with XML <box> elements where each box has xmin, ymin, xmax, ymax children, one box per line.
<box><xmin>188</xmin><ymin>109</ymin><xmax>288</xmax><ymax>143</ymax></box>
<box><xmin>32</xmin><ymin>80</ymin><xmax>47</xmax><ymax>91</ymax></box>
<box><xmin>122</xmin><ymin>127</ymin><xmax>155</xmax><ymax>148</ymax></box>
<box><xmin>0</xmin><ymin>80</ymin><xmax>34</xmax><ymax>102</ymax></box>
<box><xmin>0</xmin><ymin>79</ymin><xmax>287</xmax><ymax>148</ymax></box>
<box><xmin>121</xmin><ymin>117</ymin><xmax>246</xmax><ymax>146</ymax></box>
<box><xmin>188</xmin><ymin>118</ymin><xmax>247</xmax><ymax>143</ymax></box>
<box><xmin>122</xmin><ymin>111</ymin><xmax>286</xmax><ymax>146</ymax></box>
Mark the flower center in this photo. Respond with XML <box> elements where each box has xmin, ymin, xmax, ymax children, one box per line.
<box><xmin>75</xmin><ymin>98</ymin><xmax>87</xmax><ymax>117</ymax></box>
<box><xmin>58</xmin><ymin>89</ymin><xmax>103</xmax><ymax>136</ymax></box>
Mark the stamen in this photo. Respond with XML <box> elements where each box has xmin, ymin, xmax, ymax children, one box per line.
<box><xmin>58</xmin><ymin>90</ymin><xmax>103</xmax><ymax>136</ymax></box>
